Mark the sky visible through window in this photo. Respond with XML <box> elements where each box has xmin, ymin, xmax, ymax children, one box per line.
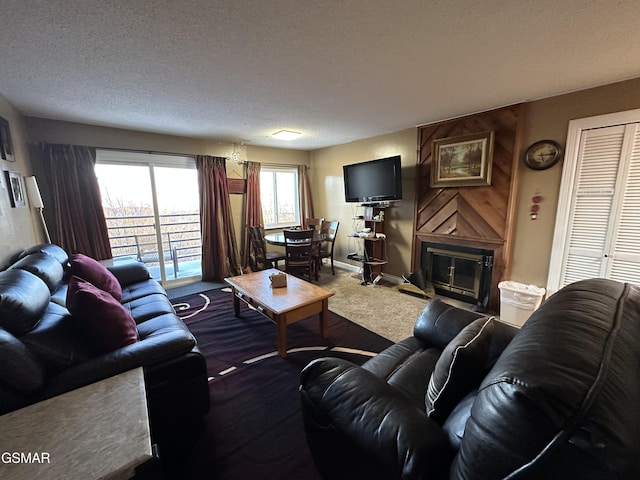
<box><xmin>95</xmin><ymin>164</ymin><xmax>198</xmax><ymax>213</ymax></box>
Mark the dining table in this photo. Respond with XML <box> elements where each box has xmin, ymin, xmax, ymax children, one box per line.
<box><xmin>264</xmin><ymin>231</ymin><xmax>327</xmax><ymax>246</ymax></box>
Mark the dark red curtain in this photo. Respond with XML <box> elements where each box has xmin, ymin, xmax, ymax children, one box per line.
<box><xmin>196</xmin><ymin>155</ymin><xmax>240</xmax><ymax>281</ymax></box>
<box><xmin>242</xmin><ymin>161</ymin><xmax>263</xmax><ymax>270</ymax></box>
<box><xmin>40</xmin><ymin>143</ymin><xmax>112</xmax><ymax>259</ymax></box>
<box><xmin>300</xmin><ymin>164</ymin><xmax>314</xmax><ymax>226</ymax></box>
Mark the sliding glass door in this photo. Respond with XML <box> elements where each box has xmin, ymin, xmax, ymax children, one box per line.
<box><xmin>95</xmin><ymin>151</ymin><xmax>202</xmax><ymax>285</ymax></box>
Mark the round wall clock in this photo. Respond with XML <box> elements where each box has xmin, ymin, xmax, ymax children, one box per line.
<box><xmin>524</xmin><ymin>140</ymin><xmax>563</xmax><ymax>170</ymax></box>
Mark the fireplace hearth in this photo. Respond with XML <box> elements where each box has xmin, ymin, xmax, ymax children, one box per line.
<box><xmin>420</xmin><ymin>242</ymin><xmax>494</xmax><ymax>312</ymax></box>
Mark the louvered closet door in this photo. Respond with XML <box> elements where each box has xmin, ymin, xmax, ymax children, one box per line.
<box><xmin>558</xmin><ymin>125</ymin><xmax>624</xmax><ymax>287</ymax></box>
<box><xmin>606</xmin><ymin>124</ymin><xmax>640</xmax><ymax>284</ymax></box>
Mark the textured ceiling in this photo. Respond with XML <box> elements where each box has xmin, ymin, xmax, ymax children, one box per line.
<box><xmin>1</xmin><ymin>0</ymin><xmax>640</xmax><ymax>150</ymax></box>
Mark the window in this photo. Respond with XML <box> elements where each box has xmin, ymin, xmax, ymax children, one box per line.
<box><xmin>260</xmin><ymin>166</ymin><xmax>300</xmax><ymax>229</ymax></box>
<box><xmin>95</xmin><ymin>150</ymin><xmax>202</xmax><ymax>284</ymax></box>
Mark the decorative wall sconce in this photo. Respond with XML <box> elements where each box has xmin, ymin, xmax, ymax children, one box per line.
<box><xmin>530</xmin><ymin>194</ymin><xmax>543</xmax><ymax>220</ymax></box>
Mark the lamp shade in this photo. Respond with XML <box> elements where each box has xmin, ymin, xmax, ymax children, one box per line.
<box><xmin>24</xmin><ymin>176</ymin><xmax>44</xmax><ymax>209</ymax></box>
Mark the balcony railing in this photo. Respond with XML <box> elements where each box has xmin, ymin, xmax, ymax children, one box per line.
<box><xmin>105</xmin><ymin>213</ymin><xmax>202</xmax><ymax>279</ymax></box>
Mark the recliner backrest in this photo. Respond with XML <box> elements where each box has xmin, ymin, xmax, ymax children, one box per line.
<box><xmin>413</xmin><ymin>298</ymin><xmax>485</xmax><ymax>349</ymax></box>
<box><xmin>452</xmin><ymin>278</ymin><xmax>640</xmax><ymax>479</ymax></box>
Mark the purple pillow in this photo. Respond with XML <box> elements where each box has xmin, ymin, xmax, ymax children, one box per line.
<box><xmin>69</xmin><ymin>253</ymin><xmax>122</xmax><ymax>301</ymax></box>
<box><xmin>66</xmin><ymin>276</ymin><xmax>137</xmax><ymax>354</ymax></box>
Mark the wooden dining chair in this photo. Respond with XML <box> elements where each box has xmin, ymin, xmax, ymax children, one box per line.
<box><xmin>247</xmin><ymin>225</ymin><xmax>285</xmax><ymax>272</ymax></box>
<box><xmin>313</xmin><ymin>220</ymin><xmax>340</xmax><ymax>275</ymax></box>
<box><xmin>283</xmin><ymin>228</ymin><xmax>315</xmax><ymax>281</ymax></box>
<box><xmin>306</xmin><ymin>217</ymin><xmax>324</xmax><ymax>232</ymax></box>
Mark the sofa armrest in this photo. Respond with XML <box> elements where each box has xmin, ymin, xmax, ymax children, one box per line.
<box><xmin>105</xmin><ymin>261</ymin><xmax>151</xmax><ymax>286</ymax></box>
<box><xmin>300</xmin><ymin>357</ymin><xmax>453</xmax><ymax>480</ymax></box>
<box><xmin>43</xmin><ymin>327</ymin><xmax>195</xmax><ymax>398</ymax></box>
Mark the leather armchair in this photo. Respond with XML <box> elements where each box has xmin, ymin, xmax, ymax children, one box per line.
<box><xmin>300</xmin><ymin>279</ymin><xmax>640</xmax><ymax>479</ymax></box>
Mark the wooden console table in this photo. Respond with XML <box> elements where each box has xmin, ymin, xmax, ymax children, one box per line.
<box><xmin>0</xmin><ymin>368</ymin><xmax>153</xmax><ymax>480</ymax></box>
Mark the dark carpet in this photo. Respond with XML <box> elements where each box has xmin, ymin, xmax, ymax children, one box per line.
<box><xmin>163</xmin><ymin>287</ymin><xmax>393</xmax><ymax>479</ymax></box>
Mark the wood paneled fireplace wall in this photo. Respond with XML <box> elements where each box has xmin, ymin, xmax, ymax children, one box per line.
<box><xmin>412</xmin><ymin>104</ymin><xmax>523</xmax><ymax>313</ymax></box>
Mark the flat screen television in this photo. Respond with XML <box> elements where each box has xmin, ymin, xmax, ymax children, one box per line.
<box><xmin>343</xmin><ymin>155</ymin><xmax>402</xmax><ymax>204</ymax></box>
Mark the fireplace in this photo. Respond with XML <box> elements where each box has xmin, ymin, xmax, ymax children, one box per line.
<box><xmin>421</xmin><ymin>242</ymin><xmax>493</xmax><ymax>312</ymax></box>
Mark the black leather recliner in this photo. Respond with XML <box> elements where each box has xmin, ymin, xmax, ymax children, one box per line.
<box><xmin>300</xmin><ymin>278</ymin><xmax>640</xmax><ymax>479</ymax></box>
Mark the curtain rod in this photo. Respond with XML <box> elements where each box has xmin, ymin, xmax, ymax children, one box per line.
<box><xmin>94</xmin><ymin>147</ymin><xmax>307</xmax><ymax>168</ymax></box>
<box><xmin>96</xmin><ymin>146</ymin><xmax>230</xmax><ymax>160</ymax></box>
<box><xmin>229</xmin><ymin>159</ymin><xmax>308</xmax><ymax>169</ymax></box>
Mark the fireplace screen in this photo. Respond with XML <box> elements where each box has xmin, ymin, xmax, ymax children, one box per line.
<box><xmin>421</xmin><ymin>243</ymin><xmax>493</xmax><ymax>310</ymax></box>
<box><xmin>428</xmin><ymin>247</ymin><xmax>483</xmax><ymax>299</ymax></box>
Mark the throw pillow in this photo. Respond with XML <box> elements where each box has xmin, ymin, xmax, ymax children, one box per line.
<box><xmin>69</xmin><ymin>253</ymin><xmax>122</xmax><ymax>301</ymax></box>
<box><xmin>66</xmin><ymin>276</ymin><xmax>137</xmax><ymax>354</ymax></box>
<box><xmin>426</xmin><ymin>316</ymin><xmax>495</xmax><ymax>424</ymax></box>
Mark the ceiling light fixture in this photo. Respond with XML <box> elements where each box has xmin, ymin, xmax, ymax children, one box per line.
<box><xmin>272</xmin><ymin>130</ymin><xmax>302</xmax><ymax>141</ymax></box>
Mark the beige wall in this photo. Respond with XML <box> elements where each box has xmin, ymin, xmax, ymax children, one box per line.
<box><xmin>0</xmin><ymin>95</ymin><xmax>39</xmax><ymax>267</ymax></box>
<box><xmin>310</xmin><ymin>128</ymin><xmax>417</xmax><ymax>277</ymax></box>
<box><xmin>311</xmin><ymin>77</ymin><xmax>640</xmax><ymax>288</ymax></box>
<box><xmin>511</xmin><ymin>77</ymin><xmax>640</xmax><ymax>287</ymax></box>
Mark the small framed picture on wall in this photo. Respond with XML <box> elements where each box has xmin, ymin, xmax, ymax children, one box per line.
<box><xmin>5</xmin><ymin>171</ymin><xmax>26</xmax><ymax>207</ymax></box>
<box><xmin>0</xmin><ymin>116</ymin><xmax>14</xmax><ymax>162</ymax></box>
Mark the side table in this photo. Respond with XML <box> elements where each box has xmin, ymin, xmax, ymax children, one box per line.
<box><xmin>0</xmin><ymin>368</ymin><xmax>154</xmax><ymax>480</ymax></box>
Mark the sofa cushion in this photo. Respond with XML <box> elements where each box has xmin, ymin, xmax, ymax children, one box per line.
<box><xmin>0</xmin><ymin>269</ymin><xmax>50</xmax><ymax>336</ymax></box>
<box><xmin>50</xmin><ymin>283</ymin><xmax>68</xmax><ymax>307</ymax></box>
<box><xmin>66</xmin><ymin>276</ymin><xmax>138</xmax><ymax>354</ymax></box>
<box><xmin>122</xmin><ymin>293</ymin><xmax>177</xmax><ymax>324</ymax></box>
<box><xmin>0</xmin><ymin>328</ymin><xmax>45</xmax><ymax>393</ymax></box>
<box><xmin>121</xmin><ymin>279</ymin><xmax>167</xmax><ymax>304</ymax></box>
<box><xmin>363</xmin><ymin>337</ymin><xmax>441</xmax><ymax>408</ymax></box>
<box><xmin>9</xmin><ymin>252</ymin><xmax>65</xmax><ymax>293</ymax></box>
<box><xmin>104</xmin><ymin>260</ymin><xmax>151</xmax><ymax>287</ymax></box>
<box><xmin>69</xmin><ymin>253</ymin><xmax>122</xmax><ymax>301</ymax></box>
<box><xmin>426</xmin><ymin>316</ymin><xmax>495</xmax><ymax>423</ymax></box>
<box><xmin>21</xmin><ymin>302</ymin><xmax>94</xmax><ymax>374</ymax></box>
<box><xmin>442</xmin><ymin>390</ymin><xmax>476</xmax><ymax>450</ymax></box>
<box><xmin>19</xmin><ymin>243</ymin><xmax>69</xmax><ymax>266</ymax></box>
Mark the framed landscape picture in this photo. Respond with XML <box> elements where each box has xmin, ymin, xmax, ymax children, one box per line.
<box><xmin>431</xmin><ymin>131</ymin><xmax>494</xmax><ymax>187</ymax></box>
<box><xmin>5</xmin><ymin>171</ymin><xmax>26</xmax><ymax>207</ymax></box>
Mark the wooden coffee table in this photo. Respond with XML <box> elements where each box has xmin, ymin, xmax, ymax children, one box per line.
<box><xmin>225</xmin><ymin>269</ymin><xmax>335</xmax><ymax>357</ymax></box>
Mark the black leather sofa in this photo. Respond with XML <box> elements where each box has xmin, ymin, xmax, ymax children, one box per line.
<box><xmin>300</xmin><ymin>278</ymin><xmax>640</xmax><ymax>479</ymax></box>
<box><xmin>0</xmin><ymin>243</ymin><xmax>209</xmax><ymax>437</ymax></box>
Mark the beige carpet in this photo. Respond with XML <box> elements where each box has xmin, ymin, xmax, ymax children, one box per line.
<box><xmin>315</xmin><ymin>267</ymin><xmax>431</xmax><ymax>342</ymax></box>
